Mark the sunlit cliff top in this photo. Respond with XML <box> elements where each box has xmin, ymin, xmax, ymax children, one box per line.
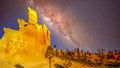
<box><xmin>0</xmin><ymin>7</ymin><xmax>51</xmax><ymax>66</ymax></box>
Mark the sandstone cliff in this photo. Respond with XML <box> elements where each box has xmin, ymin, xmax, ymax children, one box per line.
<box><xmin>0</xmin><ymin>7</ymin><xmax>51</xmax><ymax>66</ymax></box>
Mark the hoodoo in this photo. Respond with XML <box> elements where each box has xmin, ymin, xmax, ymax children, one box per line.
<box><xmin>0</xmin><ymin>7</ymin><xmax>51</xmax><ymax>66</ymax></box>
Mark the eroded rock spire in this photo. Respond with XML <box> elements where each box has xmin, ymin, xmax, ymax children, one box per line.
<box><xmin>0</xmin><ymin>7</ymin><xmax>51</xmax><ymax>66</ymax></box>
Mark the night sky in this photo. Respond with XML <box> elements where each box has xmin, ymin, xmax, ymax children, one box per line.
<box><xmin>0</xmin><ymin>0</ymin><xmax>120</xmax><ymax>52</ymax></box>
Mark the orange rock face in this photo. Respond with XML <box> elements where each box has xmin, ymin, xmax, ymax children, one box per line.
<box><xmin>0</xmin><ymin>7</ymin><xmax>51</xmax><ymax>64</ymax></box>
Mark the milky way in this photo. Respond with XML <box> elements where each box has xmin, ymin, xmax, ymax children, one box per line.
<box><xmin>25</xmin><ymin>0</ymin><xmax>89</xmax><ymax>49</ymax></box>
<box><xmin>24</xmin><ymin>0</ymin><xmax>120</xmax><ymax>51</ymax></box>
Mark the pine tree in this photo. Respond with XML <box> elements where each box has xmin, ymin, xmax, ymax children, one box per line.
<box><xmin>77</xmin><ymin>48</ymin><xmax>80</xmax><ymax>58</ymax></box>
<box><xmin>63</xmin><ymin>48</ymin><xmax>72</xmax><ymax>68</ymax></box>
<box><xmin>45</xmin><ymin>45</ymin><xmax>54</xmax><ymax>68</ymax></box>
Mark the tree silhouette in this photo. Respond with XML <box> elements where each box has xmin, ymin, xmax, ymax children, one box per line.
<box><xmin>53</xmin><ymin>45</ymin><xmax>57</xmax><ymax>56</ymax></box>
<box><xmin>77</xmin><ymin>48</ymin><xmax>80</xmax><ymax>58</ymax></box>
<box><xmin>53</xmin><ymin>45</ymin><xmax>56</xmax><ymax>48</ymax></box>
<box><xmin>45</xmin><ymin>45</ymin><xmax>54</xmax><ymax>68</ymax></box>
<box><xmin>62</xmin><ymin>49</ymin><xmax>72</xmax><ymax>68</ymax></box>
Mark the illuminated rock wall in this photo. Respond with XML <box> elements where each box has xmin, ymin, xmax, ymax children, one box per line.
<box><xmin>0</xmin><ymin>7</ymin><xmax>51</xmax><ymax>58</ymax></box>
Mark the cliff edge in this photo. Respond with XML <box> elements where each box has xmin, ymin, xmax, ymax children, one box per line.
<box><xmin>0</xmin><ymin>7</ymin><xmax>51</xmax><ymax>67</ymax></box>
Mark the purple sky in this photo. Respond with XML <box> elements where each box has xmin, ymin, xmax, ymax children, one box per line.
<box><xmin>0</xmin><ymin>0</ymin><xmax>120</xmax><ymax>52</ymax></box>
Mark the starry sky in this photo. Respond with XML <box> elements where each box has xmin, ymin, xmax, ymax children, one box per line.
<box><xmin>0</xmin><ymin>0</ymin><xmax>120</xmax><ymax>52</ymax></box>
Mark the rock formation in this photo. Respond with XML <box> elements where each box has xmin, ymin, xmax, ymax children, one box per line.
<box><xmin>0</xmin><ymin>7</ymin><xmax>51</xmax><ymax>66</ymax></box>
